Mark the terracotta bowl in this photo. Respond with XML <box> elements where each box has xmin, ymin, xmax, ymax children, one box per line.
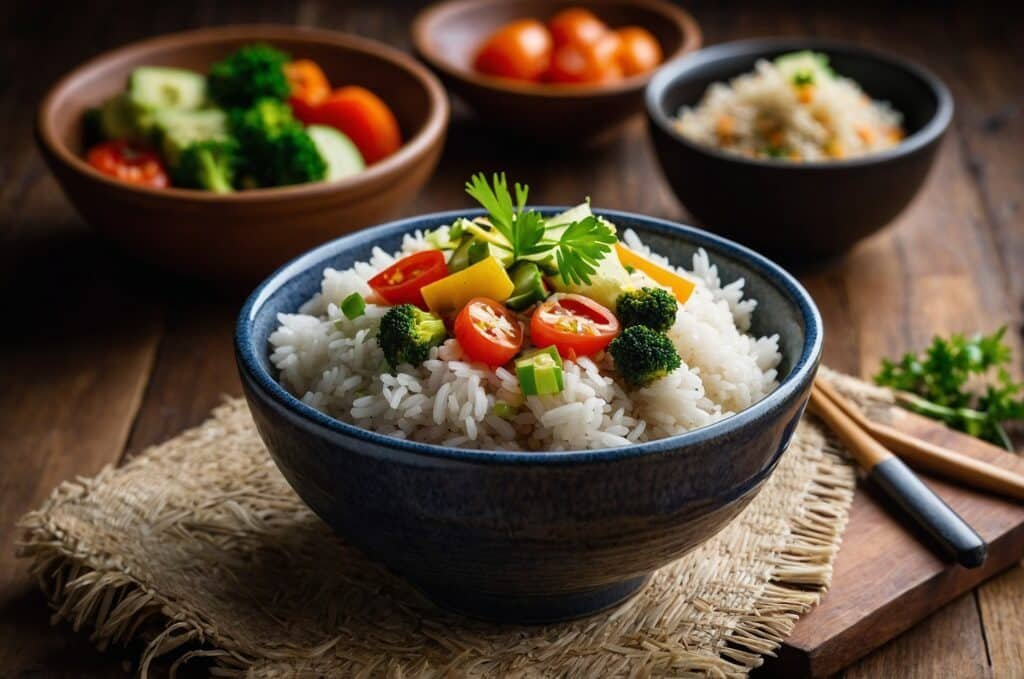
<box><xmin>36</xmin><ymin>25</ymin><xmax>449</xmax><ymax>283</ymax></box>
<box><xmin>411</xmin><ymin>0</ymin><xmax>700</xmax><ymax>141</ymax></box>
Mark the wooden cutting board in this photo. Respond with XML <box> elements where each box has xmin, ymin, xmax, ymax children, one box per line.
<box><xmin>758</xmin><ymin>410</ymin><xmax>1024</xmax><ymax>677</ymax></box>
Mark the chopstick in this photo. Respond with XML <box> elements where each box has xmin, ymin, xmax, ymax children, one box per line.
<box><xmin>815</xmin><ymin>380</ymin><xmax>1024</xmax><ymax>502</ymax></box>
<box><xmin>808</xmin><ymin>383</ymin><xmax>987</xmax><ymax>568</ymax></box>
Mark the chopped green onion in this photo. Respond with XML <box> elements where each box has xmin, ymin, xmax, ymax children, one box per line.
<box><xmin>340</xmin><ymin>293</ymin><xmax>366</xmax><ymax>319</ymax></box>
<box><xmin>493</xmin><ymin>401</ymin><xmax>516</xmax><ymax>418</ymax></box>
<box><xmin>505</xmin><ymin>261</ymin><xmax>548</xmax><ymax>311</ymax></box>
<box><xmin>516</xmin><ymin>346</ymin><xmax>564</xmax><ymax>396</ymax></box>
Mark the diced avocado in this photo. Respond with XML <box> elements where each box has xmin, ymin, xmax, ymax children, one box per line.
<box><xmin>129</xmin><ymin>66</ymin><xmax>206</xmax><ymax>110</ymax></box>
<box><xmin>152</xmin><ymin>108</ymin><xmax>229</xmax><ymax>166</ymax></box>
<box><xmin>516</xmin><ymin>346</ymin><xmax>564</xmax><ymax>396</ymax></box>
<box><xmin>306</xmin><ymin>125</ymin><xmax>365</xmax><ymax>182</ymax></box>
<box><xmin>97</xmin><ymin>93</ymin><xmax>149</xmax><ymax>142</ymax></box>
<box><xmin>505</xmin><ymin>261</ymin><xmax>547</xmax><ymax>311</ymax></box>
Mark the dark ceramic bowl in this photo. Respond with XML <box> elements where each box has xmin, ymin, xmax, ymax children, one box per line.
<box><xmin>36</xmin><ymin>25</ymin><xmax>448</xmax><ymax>283</ymax></box>
<box><xmin>235</xmin><ymin>210</ymin><xmax>822</xmax><ymax>623</ymax></box>
<box><xmin>411</xmin><ymin>0</ymin><xmax>701</xmax><ymax>141</ymax></box>
<box><xmin>646</xmin><ymin>38</ymin><xmax>953</xmax><ymax>264</ymax></box>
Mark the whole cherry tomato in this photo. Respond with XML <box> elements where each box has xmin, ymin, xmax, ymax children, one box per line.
<box><xmin>530</xmin><ymin>293</ymin><xmax>620</xmax><ymax>359</ymax></box>
<box><xmin>454</xmin><ymin>297</ymin><xmax>524</xmax><ymax>367</ymax></box>
<box><xmin>86</xmin><ymin>140</ymin><xmax>169</xmax><ymax>188</ymax></box>
<box><xmin>368</xmin><ymin>250</ymin><xmax>448</xmax><ymax>309</ymax></box>
<box><xmin>548</xmin><ymin>8</ymin><xmax>609</xmax><ymax>48</ymax></box>
<box><xmin>615</xmin><ymin>27</ymin><xmax>662</xmax><ymax>76</ymax></box>
<box><xmin>545</xmin><ymin>32</ymin><xmax>623</xmax><ymax>84</ymax></box>
<box><xmin>300</xmin><ymin>86</ymin><xmax>402</xmax><ymax>164</ymax></box>
<box><xmin>473</xmin><ymin>19</ymin><xmax>553</xmax><ymax>81</ymax></box>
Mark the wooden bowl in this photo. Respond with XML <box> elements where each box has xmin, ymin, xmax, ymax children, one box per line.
<box><xmin>36</xmin><ymin>25</ymin><xmax>449</xmax><ymax>283</ymax></box>
<box><xmin>411</xmin><ymin>0</ymin><xmax>700</xmax><ymax>141</ymax></box>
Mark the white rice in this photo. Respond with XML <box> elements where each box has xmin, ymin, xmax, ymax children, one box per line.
<box><xmin>673</xmin><ymin>54</ymin><xmax>903</xmax><ymax>162</ymax></box>
<box><xmin>269</xmin><ymin>229</ymin><xmax>781</xmax><ymax>451</ymax></box>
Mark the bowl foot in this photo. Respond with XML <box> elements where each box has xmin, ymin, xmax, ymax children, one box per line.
<box><xmin>413</xmin><ymin>573</ymin><xmax>652</xmax><ymax>624</ymax></box>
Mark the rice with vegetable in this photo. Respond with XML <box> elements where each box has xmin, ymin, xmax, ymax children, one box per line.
<box><xmin>270</xmin><ymin>174</ymin><xmax>781</xmax><ymax>451</ymax></box>
<box><xmin>674</xmin><ymin>51</ymin><xmax>903</xmax><ymax>161</ymax></box>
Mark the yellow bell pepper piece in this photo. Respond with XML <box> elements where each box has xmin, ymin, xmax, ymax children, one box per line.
<box><xmin>614</xmin><ymin>243</ymin><xmax>696</xmax><ymax>304</ymax></box>
<box><xmin>421</xmin><ymin>256</ymin><xmax>515</xmax><ymax>314</ymax></box>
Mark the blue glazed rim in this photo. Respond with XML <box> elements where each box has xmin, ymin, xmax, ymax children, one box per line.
<box><xmin>645</xmin><ymin>37</ymin><xmax>954</xmax><ymax>171</ymax></box>
<box><xmin>236</xmin><ymin>208</ymin><xmax>823</xmax><ymax>465</ymax></box>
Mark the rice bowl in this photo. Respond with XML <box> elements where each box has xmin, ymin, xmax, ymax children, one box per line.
<box><xmin>269</xmin><ymin>191</ymin><xmax>781</xmax><ymax>451</ymax></box>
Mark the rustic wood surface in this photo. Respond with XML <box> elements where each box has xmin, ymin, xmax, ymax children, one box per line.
<box><xmin>1</xmin><ymin>1</ymin><xmax>1021</xmax><ymax>677</ymax></box>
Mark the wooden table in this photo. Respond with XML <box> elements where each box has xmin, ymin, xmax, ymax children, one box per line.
<box><xmin>1</xmin><ymin>1</ymin><xmax>1021</xmax><ymax>676</ymax></box>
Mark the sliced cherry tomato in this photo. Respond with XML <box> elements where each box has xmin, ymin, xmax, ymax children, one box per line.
<box><xmin>548</xmin><ymin>8</ymin><xmax>608</xmax><ymax>48</ymax></box>
<box><xmin>301</xmin><ymin>86</ymin><xmax>401</xmax><ymax>164</ymax></box>
<box><xmin>615</xmin><ymin>27</ymin><xmax>662</xmax><ymax>76</ymax></box>
<box><xmin>545</xmin><ymin>32</ymin><xmax>623</xmax><ymax>84</ymax></box>
<box><xmin>454</xmin><ymin>297</ymin><xmax>524</xmax><ymax>367</ymax></box>
<box><xmin>284</xmin><ymin>59</ymin><xmax>331</xmax><ymax>105</ymax></box>
<box><xmin>473</xmin><ymin>19</ymin><xmax>553</xmax><ymax>81</ymax></box>
<box><xmin>530</xmin><ymin>293</ymin><xmax>620</xmax><ymax>358</ymax></box>
<box><xmin>368</xmin><ymin>250</ymin><xmax>448</xmax><ymax>309</ymax></box>
<box><xmin>86</xmin><ymin>140</ymin><xmax>169</xmax><ymax>188</ymax></box>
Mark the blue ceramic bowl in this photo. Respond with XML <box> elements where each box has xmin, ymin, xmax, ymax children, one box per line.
<box><xmin>236</xmin><ymin>209</ymin><xmax>823</xmax><ymax>623</ymax></box>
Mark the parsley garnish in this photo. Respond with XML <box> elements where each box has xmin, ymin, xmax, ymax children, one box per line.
<box><xmin>465</xmin><ymin>173</ymin><xmax>616</xmax><ymax>285</ymax></box>
<box><xmin>875</xmin><ymin>327</ymin><xmax>1024</xmax><ymax>450</ymax></box>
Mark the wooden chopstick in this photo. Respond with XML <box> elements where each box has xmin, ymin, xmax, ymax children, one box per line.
<box><xmin>815</xmin><ymin>379</ymin><xmax>1024</xmax><ymax>502</ymax></box>
<box><xmin>808</xmin><ymin>384</ymin><xmax>987</xmax><ymax>568</ymax></box>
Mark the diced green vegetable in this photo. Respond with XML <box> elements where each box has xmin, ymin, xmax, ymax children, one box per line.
<box><xmin>493</xmin><ymin>401</ymin><xmax>516</xmax><ymax>418</ymax></box>
<box><xmin>153</xmin><ymin>108</ymin><xmax>230</xmax><ymax>166</ymax></box>
<box><xmin>774</xmin><ymin>51</ymin><xmax>833</xmax><ymax>87</ymax></box>
<box><xmin>516</xmin><ymin>346</ymin><xmax>564</xmax><ymax>396</ymax></box>
<box><xmin>505</xmin><ymin>261</ymin><xmax>547</xmax><ymax>311</ymax></box>
<box><xmin>129</xmin><ymin>66</ymin><xmax>207</xmax><ymax>111</ymax></box>
<box><xmin>340</xmin><ymin>293</ymin><xmax>366</xmax><ymax>319</ymax></box>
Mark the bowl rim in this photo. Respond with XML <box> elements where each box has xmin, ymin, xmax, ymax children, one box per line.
<box><xmin>36</xmin><ymin>24</ymin><xmax>449</xmax><ymax>203</ymax></box>
<box><xmin>410</xmin><ymin>0</ymin><xmax>702</xmax><ymax>99</ymax></box>
<box><xmin>645</xmin><ymin>37</ymin><xmax>954</xmax><ymax>170</ymax></box>
<box><xmin>236</xmin><ymin>208</ymin><xmax>823</xmax><ymax>466</ymax></box>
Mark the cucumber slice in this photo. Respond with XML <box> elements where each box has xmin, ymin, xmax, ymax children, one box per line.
<box><xmin>306</xmin><ymin>125</ymin><xmax>365</xmax><ymax>182</ymax></box>
<box><xmin>129</xmin><ymin>66</ymin><xmax>206</xmax><ymax>110</ymax></box>
<box><xmin>152</xmin><ymin>108</ymin><xmax>229</xmax><ymax>166</ymax></box>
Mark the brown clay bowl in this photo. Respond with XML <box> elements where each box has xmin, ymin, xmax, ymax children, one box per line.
<box><xmin>36</xmin><ymin>25</ymin><xmax>449</xmax><ymax>284</ymax></box>
<box><xmin>411</xmin><ymin>0</ymin><xmax>700</xmax><ymax>142</ymax></box>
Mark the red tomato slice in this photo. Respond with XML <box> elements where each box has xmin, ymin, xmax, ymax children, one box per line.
<box><xmin>301</xmin><ymin>86</ymin><xmax>401</xmax><ymax>164</ymax></box>
<box><xmin>368</xmin><ymin>250</ymin><xmax>448</xmax><ymax>309</ymax></box>
<box><xmin>86</xmin><ymin>140</ymin><xmax>169</xmax><ymax>188</ymax></box>
<box><xmin>530</xmin><ymin>293</ymin><xmax>620</xmax><ymax>358</ymax></box>
<box><xmin>454</xmin><ymin>298</ymin><xmax>524</xmax><ymax>367</ymax></box>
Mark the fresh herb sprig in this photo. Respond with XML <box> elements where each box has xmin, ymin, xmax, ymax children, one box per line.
<box><xmin>875</xmin><ymin>327</ymin><xmax>1024</xmax><ymax>450</ymax></box>
<box><xmin>464</xmin><ymin>173</ymin><xmax>616</xmax><ymax>285</ymax></box>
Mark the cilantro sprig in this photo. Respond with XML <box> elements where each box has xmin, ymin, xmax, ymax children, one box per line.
<box><xmin>465</xmin><ymin>173</ymin><xmax>616</xmax><ymax>285</ymax></box>
<box><xmin>875</xmin><ymin>327</ymin><xmax>1024</xmax><ymax>450</ymax></box>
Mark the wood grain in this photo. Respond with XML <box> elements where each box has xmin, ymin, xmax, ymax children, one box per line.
<box><xmin>0</xmin><ymin>2</ymin><xmax>1021</xmax><ymax>677</ymax></box>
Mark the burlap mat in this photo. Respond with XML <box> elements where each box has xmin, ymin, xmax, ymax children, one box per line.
<box><xmin>18</xmin><ymin>369</ymin><xmax>887</xmax><ymax>678</ymax></box>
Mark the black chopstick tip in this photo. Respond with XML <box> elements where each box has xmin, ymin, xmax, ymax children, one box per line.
<box><xmin>958</xmin><ymin>542</ymin><xmax>988</xmax><ymax>569</ymax></box>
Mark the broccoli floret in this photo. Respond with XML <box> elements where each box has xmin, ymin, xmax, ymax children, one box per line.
<box><xmin>609</xmin><ymin>326</ymin><xmax>682</xmax><ymax>386</ymax></box>
<box><xmin>172</xmin><ymin>139</ymin><xmax>238</xmax><ymax>193</ymax></box>
<box><xmin>208</xmin><ymin>43</ymin><xmax>290</xmax><ymax>108</ymax></box>
<box><xmin>616</xmin><ymin>287</ymin><xmax>678</xmax><ymax>332</ymax></box>
<box><xmin>378</xmin><ymin>304</ymin><xmax>447</xmax><ymax>370</ymax></box>
<box><xmin>229</xmin><ymin>99</ymin><xmax>326</xmax><ymax>187</ymax></box>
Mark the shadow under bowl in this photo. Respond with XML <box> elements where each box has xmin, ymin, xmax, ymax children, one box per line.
<box><xmin>236</xmin><ymin>209</ymin><xmax>822</xmax><ymax>623</ymax></box>
<box><xmin>645</xmin><ymin>38</ymin><xmax>953</xmax><ymax>265</ymax></box>
<box><xmin>36</xmin><ymin>25</ymin><xmax>449</xmax><ymax>284</ymax></box>
<box><xmin>412</xmin><ymin>0</ymin><xmax>701</xmax><ymax>142</ymax></box>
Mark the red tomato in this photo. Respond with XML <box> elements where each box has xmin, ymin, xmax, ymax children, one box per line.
<box><xmin>473</xmin><ymin>19</ymin><xmax>553</xmax><ymax>81</ymax></box>
<box><xmin>86</xmin><ymin>140</ymin><xmax>169</xmax><ymax>188</ymax></box>
<box><xmin>301</xmin><ymin>86</ymin><xmax>402</xmax><ymax>164</ymax></box>
<box><xmin>548</xmin><ymin>8</ymin><xmax>608</xmax><ymax>48</ymax></box>
<box><xmin>454</xmin><ymin>297</ymin><xmax>524</xmax><ymax>367</ymax></box>
<box><xmin>615</xmin><ymin>27</ymin><xmax>662</xmax><ymax>76</ymax></box>
<box><xmin>284</xmin><ymin>59</ymin><xmax>331</xmax><ymax>105</ymax></box>
<box><xmin>530</xmin><ymin>294</ymin><xmax>620</xmax><ymax>358</ymax></box>
<box><xmin>368</xmin><ymin>250</ymin><xmax>448</xmax><ymax>309</ymax></box>
<box><xmin>545</xmin><ymin>32</ymin><xmax>623</xmax><ymax>84</ymax></box>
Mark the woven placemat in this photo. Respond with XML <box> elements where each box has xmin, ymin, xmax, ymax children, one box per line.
<box><xmin>17</xmin><ymin>371</ymin><xmax>880</xmax><ymax>678</ymax></box>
